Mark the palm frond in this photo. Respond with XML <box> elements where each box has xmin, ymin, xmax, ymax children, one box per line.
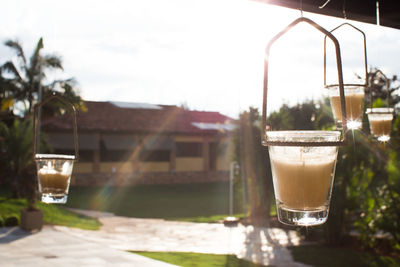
<box><xmin>1</xmin><ymin>61</ymin><xmax>24</xmax><ymax>81</ymax></box>
<box><xmin>43</xmin><ymin>54</ymin><xmax>63</xmax><ymax>70</ymax></box>
<box><xmin>4</xmin><ymin>39</ymin><xmax>27</xmax><ymax>66</ymax></box>
<box><xmin>29</xmin><ymin>37</ymin><xmax>44</xmax><ymax>72</ymax></box>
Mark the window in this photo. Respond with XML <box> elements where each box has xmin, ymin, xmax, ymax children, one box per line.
<box><xmin>139</xmin><ymin>149</ymin><xmax>170</xmax><ymax>162</ymax></box>
<box><xmin>176</xmin><ymin>142</ymin><xmax>202</xmax><ymax>157</ymax></box>
<box><xmin>100</xmin><ymin>150</ymin><xmax>132</xmax><ymax>162</ymax></box>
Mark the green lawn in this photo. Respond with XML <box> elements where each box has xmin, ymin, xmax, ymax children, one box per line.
<box><xmin>0</xmin><ymin>197</ymin><xmax>101</xmax><ymax>230</ymax></box>
<box><xmin>288</xmin><ymin>245</ymin><xmax>400</xmax><ymax>267</ymax></box>
<box><xmin>65</xmin><ymin>182</ymin><xmax>244</xmax><ymax>221</ymax></box>
<box><xmin>132</xmin><ymin>252</ymin><xmax>267</xmax><ymax>267</ymax></box>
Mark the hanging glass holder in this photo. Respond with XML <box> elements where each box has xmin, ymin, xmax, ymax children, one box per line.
<box><xmin>324</xmin><ymin>23</ymin><xmax>368</xmax><ymax>130</ymax></box>
<box><xmin>33</xmin><ymin>95</ymin><xmax>79</xmax><ymax>204</ymax></box>
<box><xmin>366</xmin><ymin>70</ymin><xmax>394</xmax><ymax>142</ymax></box>
<box><xmin>262</xmin><ymin>17</ymin><xmax>347</xmax><ymax>226</ymax></box>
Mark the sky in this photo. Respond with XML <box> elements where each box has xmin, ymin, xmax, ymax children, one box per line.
<box><xmin>1</xmin><ymin>0</ymin><xmax>399</xmax><ymax>118</ymax></box>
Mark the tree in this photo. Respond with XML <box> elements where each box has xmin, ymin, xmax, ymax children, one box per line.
<box><xmin>234</xmin><ymin>107</ymin><xmax>272</xmax><ymax>225</ymax></box>
<box><xmin>364</xmin><ymin>68</ymin><xmax>400</xmax><ymax>108</ymax></box>
<box><xmin>0</xmin><ymin>37</ymin><xmax>84</xmax><ymax>118</ymax></box>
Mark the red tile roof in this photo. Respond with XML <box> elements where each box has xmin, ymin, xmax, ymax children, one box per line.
<box><xmin>42</xmin><ymin>101</ymin><xmax>235</xmax><ymax>135</ymax></box>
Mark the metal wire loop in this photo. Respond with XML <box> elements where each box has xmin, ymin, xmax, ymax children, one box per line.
<box><xmin>262</xmin><ymin>17</ymin><xmax>347</xmax><ymax>146</ymax></box>
<box><xmin>33</xmin><ymin>93</ymin><xmax>79</xmax><ymax>161</ymax></box>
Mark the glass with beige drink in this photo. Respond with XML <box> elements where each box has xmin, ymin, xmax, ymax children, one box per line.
<box><xmin>328</xmin><ymin>85</ymin><xmax>365</xmax><ymax>130</ymax></box>
<box><xmin>267</xmin><ymin>131</ymin><xmax>340</xmax><ymax>226</ymax></box>
<box><xmin>35</xmin><ymin>154</ymin><xmax>75</xmax><ymax>204</ymax></box>
<box><xmin>367</xmin><ymin>108</ymin><xmax>394</xmax><ymax>142</ymax></box>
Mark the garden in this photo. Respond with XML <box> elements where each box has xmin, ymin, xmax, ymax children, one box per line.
<box><xmin>1</xmin><ymin>35</ymin><xmax>400</xmax><ymax>266</ymax></box>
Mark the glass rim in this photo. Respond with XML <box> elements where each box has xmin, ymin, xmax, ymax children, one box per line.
<box><xmin>366</xmin><ymin>107</ymin><xmax>394</xmax><ymax>114</ymax></box>
<box><xmin>266</xmin><ymin>130</ymin><xmax>341</xmax><ymax>142</ymax></box>
<box><xmin>35</xmin><ymin>154</ymin><xmax>76</xmax><ymax>160</ymax></box>
<box><xmin>325</xmin><ymin>84</ymin><xmax>367</xmax><ymax>89</ymax></box>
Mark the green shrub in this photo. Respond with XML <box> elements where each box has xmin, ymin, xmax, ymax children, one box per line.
<box><xmin>0</xmin><ymin>216</ymin><xmax>4</xmax><ymax>227</ymax></box>
<box><xmin>4</xmin><ymin>214</ymin><xmax>19</xmax><ymax>226</ymax></box>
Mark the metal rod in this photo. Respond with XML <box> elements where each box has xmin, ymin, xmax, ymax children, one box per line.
<box><xmin>36</xmin><ymin>57</ymin><xmax>43</xmax><ymax>153</ymax></box>
<box><xmin>262</xmin><ymin>17</ymin><xmax>347</xmax><ymax>146</ymax></box>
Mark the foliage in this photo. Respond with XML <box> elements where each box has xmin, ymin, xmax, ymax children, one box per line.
<box><xmin>0</xmin><ymin>197</ymin><xmax>101</xmax><ymax>230</ymax></box>
<box><xmin>0</xmin><ymin>37</ymin><xmax>84</xmax><ymax>117</ymax></box>
<box><xmin>0</xmin><ymin>119</ymin><xmax>36</xmax><ymax>206</ymax></box>
<box><xmin>268</xmin><ymin>98</ymin><xmax>335</xmax><ymax>131</ymax></box>
<box><xmin>132</xmin><ymin>252</ymin><xmax>267</xmax><ymax>267</ymax></box>
<box><xmin>4</xmin><ymin>214</ymin><xmax>19</xmax><ymax>227</ymax></box>
<box><xmin>243</xmin><ymin>68</ymin><xmax>400</xmax><ymax>252</ymax></box>
<box><xmin>289</xmin><ymin>245</ymin><xmax>400</xmax><ymax>267</ymax></box>
<box><xmin>364</xmin><ymin>68</ymin><xmax>400</xmax><ymax>108</ymax></box>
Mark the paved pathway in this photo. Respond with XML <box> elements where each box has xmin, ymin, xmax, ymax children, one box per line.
<box><xmin>0</xmin><ymin>226</ymin><xmax>177</xmax><ymax>267</ymax></box>
<box><xmin>0</xmin><ymin>209</ymin><xmax>310</xmax><ymax>266</ymax></box>
<box><xmin>59</xmin><ymin>209</ymin><xmax>309</xmax><ymax>266</ymax></box>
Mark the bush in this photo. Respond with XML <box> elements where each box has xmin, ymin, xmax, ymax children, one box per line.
<box><xmin>4</xmin><ymin>214</ymin><xmax>19</xmax><ymax>227</ymax></box>
<box><xmin>0</xmin><ymin>216</ymin><xmax>4</xmax><ymax>227</ymax></box>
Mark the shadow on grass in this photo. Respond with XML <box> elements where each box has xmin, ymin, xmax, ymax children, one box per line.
<box><xmin>288</xmin><ymin>245</ymin><xmax>400</xmax><ymax>267</ymax></box>
<box><xmin>132</xmin><ymin>251</ymin><xmax>269</xmax><ymax>267</ymax></box>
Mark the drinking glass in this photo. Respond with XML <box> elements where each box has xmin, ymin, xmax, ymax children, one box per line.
<box><xmin>35</xmin><ymin>154</ymin><xmax>75</xmax><ymax>204</ymax></box>
<box><xmin>328</xmin><ymin>85</ymin><xmax>365</xmax><ymax>130</ymax></box>
<box><xmin>267</xmin><ymin>131</ymin><xmax>340</xmax><ymax>226</ymax></box>
<box><xmin>366</xmin><ymin>108</ymin><xmax>394</xmax><ymax>142</ymax></box>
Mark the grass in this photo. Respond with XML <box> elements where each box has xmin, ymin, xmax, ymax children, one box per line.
<box><xmin>132</xmin><ymin>251</ymin><xmax>267</xmax><ymax>267</ymax></box>
<box><xmin>0</xmin><ymin>197</ymin><xmax>101</xmax><ymax>230</ymax></box>
<box><xmin>65</xmin><ymin>182</ymin><xmax>246</xmax><ymax>222</ymax></box>
<box><xmin>288</xmin><ymin>245</ymin><xmax>400</xmax><ymax>267</ymax></box>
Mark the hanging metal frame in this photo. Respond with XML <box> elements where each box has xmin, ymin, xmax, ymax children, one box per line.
<box><xmin>366</xmin><ymin>69</ymin><xmax>391</xmax><ymax>113</ymax></box>
<box><xmin>33</xmin><ymin>94</ymin><xmax>79</xmax><ymax>161</ymax></box>
<box><xmin>324</xmin><ymin>22</ymin><xmax>368</xmax><ymax>89</ymax></box>
<box><xmin>262</xmin><ymin>17</ymin><xmax>347</xmax><ymax>147</ymax></box>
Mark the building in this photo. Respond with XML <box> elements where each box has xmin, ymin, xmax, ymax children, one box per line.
<box><xmin>42</xmin><ymin>101</ymin><xmax>236</xmax><ymax>185</ymax></box>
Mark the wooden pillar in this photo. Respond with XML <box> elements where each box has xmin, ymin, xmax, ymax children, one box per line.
<box><xmin>170</xmin><ymin>138</ymin><xmax>176</xmax><ymax>171</ymax></box>
<box><xmin>203</xmin><ymin>138</ymin><xmax>210</xmax><ymax>172</ymax></box>
<box><xmin>93</xmin><ymin>133</ymin><xmax>101</xmax><ymax>173</ymax></box>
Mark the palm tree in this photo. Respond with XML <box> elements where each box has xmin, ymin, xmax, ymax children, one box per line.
<box><xmin>0</xmin><ymin>37</ymin><xmax>83</xmax><ymax>118</ymax></box>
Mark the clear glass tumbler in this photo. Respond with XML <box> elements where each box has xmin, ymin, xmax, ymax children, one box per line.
<box><xmin>35</xmin><ymin>154</ymin><xmax>75</xmax><ymax>204</ymax></box>
<box><xmin>366</xmin><ymin>108</ymin><xmax>394</xmax><ymax>142</ymax></box>
<box><xmin>328</xmin><ymin>85</ymin><xmax>365</xmax><ymax>130</ymax></box>
<box><xmin>267</xmin><ymin>131</ymin><xmax>340</xmax><ymax>226</ymax></box>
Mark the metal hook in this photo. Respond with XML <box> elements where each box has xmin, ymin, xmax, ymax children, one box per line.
<box><xmin>319</xmin><ymin>0</ymin><xmax>331</xmax><ymax>9</ymax></box>
<box><xmin>299</xmin><ymin>0</ymin><xmax>303</xmax><ymax>17</ymax></box>
<box><xmin>376</xmin><ymin>0</ymin><xmax>380</xmax><ymax>26</ymax></box>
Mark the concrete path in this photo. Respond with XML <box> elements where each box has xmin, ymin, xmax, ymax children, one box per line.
<box><xmin>58</xmin><ymin>209</ymin><xmax>309</xmax><ymax>266</ymax></box>
<box><xmin>0</xmin><ymin>209</ymin><xmax>310</xmax><ymax>266</ymax></box>
<box><xmin>0</xmin><ymin>226</ymin><xmax>177</xmax><ymax>267</ymax></box>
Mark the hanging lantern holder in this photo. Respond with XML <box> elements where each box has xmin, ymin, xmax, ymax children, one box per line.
<box><xmin>33</xmin><ymin>94</ymin><xmax>79</xmax><ymax>204</ymax></box>
<box><xmin>262</xmin><ymin>17</ymin><xmax>347</xmax><ymax>226</ymax></box>
<box><xmin>366</xmin><ymin>69</ymin><xmax>394</xmax><ymax>142</ymax></box>
<box><xmin>324</xmin><ymin>23</ymin><xmax>368</xmax><ymax>130</ymax></box>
